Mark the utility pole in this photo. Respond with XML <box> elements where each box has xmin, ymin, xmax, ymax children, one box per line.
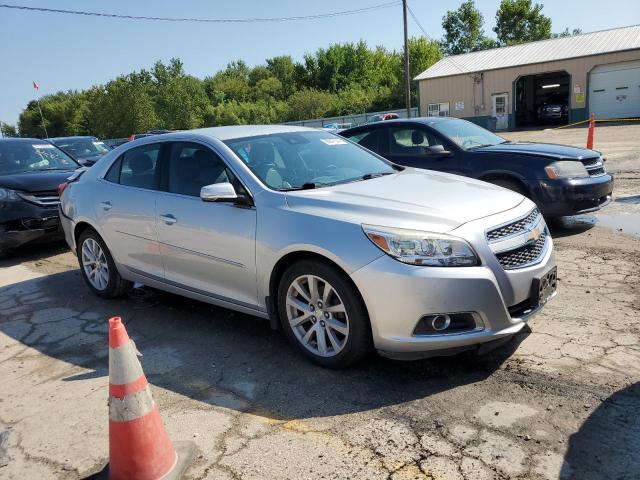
<box><xmin>36</xmin><ymin>98</ymin><xmax>48</xmax><ymax>138</ymax></box>
<box><xmin>402</xmin><ymin>0</ymin><xmax>411</xmax><ymax>118</ymax></box>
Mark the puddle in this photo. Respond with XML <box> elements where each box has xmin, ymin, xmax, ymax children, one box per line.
<box><xmin>615</xmin><ymin>195</ymin><xmax>640</xmax><ymax>205</ymax></box>
<box><xmin>559</xmin><ymin>213</ymin><xmax>640</xmax><ymax>238</ymax></box>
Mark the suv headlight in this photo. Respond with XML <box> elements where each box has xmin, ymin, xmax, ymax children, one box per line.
<box><xmin>0</xmin><ymin>188</ymin><xmax>20</xmax><ymax>201</ymax></box>
<box><xmin>544</xmin><ymin>161</ymin><xmax>588</xmax><ymax>179</ymax></box>
<box><xmin>362</xmin><ymin>225</ymin><xmax>479</xmax><ymax>266</ymax></box>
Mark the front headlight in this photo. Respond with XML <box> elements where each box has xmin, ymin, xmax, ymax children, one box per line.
<box><xmin>544</xmin><ymin>161</ymin><xmax>588</xmax><ymax>179</ymax></box>
<box><xmin>362</xmin><ymin>225</ymin><xmax>479</xmax><ymax>267</ymax></box>
<box><xmin>0</xmin><ymin>188</ymin><xmax>20</xmax><ymax>201</ymax></box>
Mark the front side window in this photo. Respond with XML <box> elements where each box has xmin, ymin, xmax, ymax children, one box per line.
<box><xmin>431</xmin><ymin>119</ymin><xmax>505</xmax><ymax>150</ymax></box>
<box><xmin>167</xmin><ymin>142</ymin><xmax>235</xmax><ymax>197</ymax></box>
<box><xmin>224</xmin><ymin>131</ymin><xmax>395</xmax><ymax>191</ymax></box>
<box><xmin>0</xmin><ymin>142</ymin><xmax>77</xmax><ymax>175</ymax></box>
<box><xmin>388</xmin><ymin>127</ymin><xmax>438</xmax><ymax>156</ymax></box>
<box><xmin>111</xmin><ymin>144</ymin><xmax>161</xmax><ymax>190</ymax></box>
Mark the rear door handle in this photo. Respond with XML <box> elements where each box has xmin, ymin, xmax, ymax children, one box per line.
<box><xmin>100</xmin><ymin>201</ymin><xmax>112</xmax><ymax>211</ymax></box>
<box><xmin>160</xmin><ymin>214</ymin><xmax>177</xmax><ymax>225</ymax></box>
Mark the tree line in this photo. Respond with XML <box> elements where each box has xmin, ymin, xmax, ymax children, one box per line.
<box><xmin>6</xmin><ymin>0</ymin><xmax>578</xmax><ymax>139</ymax></box>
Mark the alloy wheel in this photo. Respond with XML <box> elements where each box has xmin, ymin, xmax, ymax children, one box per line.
<box><xmin>285</xmin><ymin>274</ymin><xmax>349</xmax><ymax>357</ymax></box>
<box><xmin>81</xmin><ymin>238</ymin><xmax>109</xmax><ymax>291</ymax></box>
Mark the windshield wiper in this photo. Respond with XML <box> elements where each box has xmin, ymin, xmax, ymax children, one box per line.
<box><xmin>361</xmin><ymin>172</ymin><xmax>394</xmax><ymax>180</ymax></box>
<box><xmin>467</xmin><ymin>144</ymin><xmax>494</xmax><ymax>150</ymax></box>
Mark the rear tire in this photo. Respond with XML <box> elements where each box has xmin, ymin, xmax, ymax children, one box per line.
<box><xmin>489</xmin><ymin>178</ymin><xmax>529</xmax><ymax>198</ymax></box>
<box><xmin>277</xmin><ymin>259</ymin><xmax>372</xmax><ymax>368</ymax></box>
<box><xmin>77</xmin><ymin>228</ymin><xmax>132</xmax><ymax>299</ymax></box>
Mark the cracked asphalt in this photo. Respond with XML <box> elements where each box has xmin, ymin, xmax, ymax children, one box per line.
<box><xmin>1</xmin><ymin>125</ymin><xmax>639</xmax><ymax>480</ymax></box>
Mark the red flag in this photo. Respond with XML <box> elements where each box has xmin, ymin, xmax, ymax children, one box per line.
<box><xmin>32</xmin><ymin>81</ymin><xmax>39</xmax><ymax>90</ymax></box>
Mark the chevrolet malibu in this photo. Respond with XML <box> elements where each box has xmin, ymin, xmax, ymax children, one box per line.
<box><xmin>59</xmin><ymin>126</ymin><xmax>557</xmax><ymax>367</ymax></box>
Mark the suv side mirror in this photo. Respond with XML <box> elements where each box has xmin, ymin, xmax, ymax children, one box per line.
<box><xmin>200</xmin><ymin>182</ymin><xmax>238</xmax><ymax>202</ymax></box>
<box><xmin>425</xmin><ymin>144</ymin><xmax>452</xmax><ymax>157</ymax></box>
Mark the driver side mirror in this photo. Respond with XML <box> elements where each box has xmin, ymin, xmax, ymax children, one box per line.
<box><xmin>425</xmin><ymin>144</ymin><xmax>453</xmax><ymax>157</ymax></box>
<box><xmin>200</xmin><ymin>182</ymin><xmax>238</xmax><ymax>202</ymax></box>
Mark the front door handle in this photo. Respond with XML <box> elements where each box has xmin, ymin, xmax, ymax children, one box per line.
<box><xmin>160</xmin><ymin>214</ymin><xmax>177</xmax><ymax>225</ymax></box>
<box><xmin>100</xmin><ymin>201</ymin><xmax>112</xmax><ymax>211</ymax></box>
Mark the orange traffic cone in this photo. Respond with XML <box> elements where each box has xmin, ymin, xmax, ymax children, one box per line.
<box><xmin>107</xmin><ymin>317</ymin><xmax>193</xmax><ymax>480</ymax></box>
<box><xmin>586</xmin><ymin>113</ymin><xmax>595</xmax><ymax>149</ymax></box>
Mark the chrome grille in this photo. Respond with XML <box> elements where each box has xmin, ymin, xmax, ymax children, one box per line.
<box><xmin>486</xmin><ymin>208</ymin><xmax>540</xmax><ymax>242</ymax></box>
<box><xmin>580</xmin><ymin>156</ymin><xmax>601</xmax><ymax>168</ymax></box>
<box><xmin>580</xmin><ymin>156</ymin><xmax>607</xmax><ymax>177</ymax></box>
<box><xmin>496</xmin><ymin>235</ymin><xmax>547</xmax><ymax>270</ymax></box>
<box><xmin>17</xmin><ymin>190</ymin><xmax>60</xmax><ymax>207</ymax></box>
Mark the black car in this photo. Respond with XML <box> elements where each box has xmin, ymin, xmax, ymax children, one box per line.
<box><xmin>340</xmin><ymin>117</ymin><xmax>614</xmax><ymax>217</ymax></box>
<box><xmin>49</xmin><ymin>136</ymin><xmax>111</xmax><ymax>166</ymax></box>
<box><xmin>538</xmin><ymin>94</ymin><xmax>568</xmax><ymax>124</ymax></box>
<box><xmin>0</xmin><ymin>138</ymin><xmax>80</xmax><ymax>252</ymax></box>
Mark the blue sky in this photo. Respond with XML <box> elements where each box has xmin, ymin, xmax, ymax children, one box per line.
<box><xmin>1</xmin><ymin>0</ymin><xmax>638</xmax><ymax>127</ymax></box>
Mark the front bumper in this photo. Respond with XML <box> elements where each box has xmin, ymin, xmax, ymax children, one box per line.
<box><xmin>350</xmin><ymin>200</ymin><xmax>556</xmax><ymax>358</ymax></box>
<box><xmin>532</xmin><ymin>174</ymin><xmax>614</xmax><ymax>216</ymax></box>
<box><xmin>0</xmin><ymin>202</ymin><xmax>63</xmax><ymax>250</ymax></box>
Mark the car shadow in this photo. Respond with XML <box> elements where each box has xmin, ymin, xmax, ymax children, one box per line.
<box><xmin>546</xmin><ymin>215</ymin><xmax>595</xmax><ymax>238</ymax></box>
<box><xmin>0</xmin><ymin>269</ymin><xmax>529</xmax><ymax>420</ymax></box>
<box><xmin>564</xmin><ymin>382</ymin><xmax>640</xmax><ymax>479</ymax></box>
<box><xmin>0</xmin><ymin>240</ymin><xmax>69</xmax><ymax>267</ymax></box>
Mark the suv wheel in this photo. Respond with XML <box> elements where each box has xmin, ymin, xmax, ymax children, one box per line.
<box><xmin>277</xmin><ymin>260</ymin><xmax>372</xmax><ymax>368</ymax></box>
<box><xmin>77</xmin><ymin>229</ymin><xmax>132</xmax><ymax>298</ymax></box>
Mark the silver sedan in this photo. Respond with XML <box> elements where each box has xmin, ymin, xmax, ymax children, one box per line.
<box><xmin>59</xmin><ymin>125</ymin><xmax>557</xmax><ymax>367</ymax></box>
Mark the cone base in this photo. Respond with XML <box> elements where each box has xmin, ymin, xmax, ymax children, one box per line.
<box><xmin>86</xmin><ymin>442</ymin><xmax>195</xmax><ymax>480</ymax></box>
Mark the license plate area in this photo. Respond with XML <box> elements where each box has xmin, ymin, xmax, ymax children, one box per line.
<box><xmin>530</xmin><ymin>266</ymin><xmax>557</xmax><ymax>308</ymax></box>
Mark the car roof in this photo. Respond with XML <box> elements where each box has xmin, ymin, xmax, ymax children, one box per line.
<box><xmin>49</xmin><ymin>136</ymin><xmax>97</xmax><ymax>141</ymax></box>
<box><xmin>342</xmin><ymin>116</ymin><xmax>461</xmax><ymax>134</ymax></box>
<box><xmin>172</xmin><ymin>124</ymin><xmax>316</xmax><ymax>142</ymax></box>
<box><xmin>0</xmin><ymin>137</ymin><xmax>52</xmax><ymax>144</ymax></box>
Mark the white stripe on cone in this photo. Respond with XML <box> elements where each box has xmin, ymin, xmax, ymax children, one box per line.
<box><xmin>109</xmin><ymin>386</ymin><xmax>156</xmax><ymax>422</ymax></box>
<box><xmin>109</xmin><ymin>340</ymin><xmax>145</xmax><ymax>385</ymax></box>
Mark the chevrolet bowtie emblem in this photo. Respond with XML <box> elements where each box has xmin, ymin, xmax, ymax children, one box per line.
<box><xmin>527</xmin><ymin>224</ymin><xmax>543</xmax><ymax>243</ymax></box>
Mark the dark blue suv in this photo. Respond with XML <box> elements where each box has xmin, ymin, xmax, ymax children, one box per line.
<box><xmin>340</xmin><ymin>117</ymin><xmax>614</xmax><ymax>217</ymax></box>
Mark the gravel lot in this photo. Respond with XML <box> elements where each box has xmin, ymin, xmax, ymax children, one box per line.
<box><xmin>1</xmin><ymin>124</ymin><xmax>639</xmax><ymax>480</ymax></box>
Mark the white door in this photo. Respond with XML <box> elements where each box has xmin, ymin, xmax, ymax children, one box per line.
<box><xmin>492</xmin><ymin>93</ymin><xmax>509</xmax><ymax>130</ymax></box>
<box><xmin>589</xmin><ymin>60</ymin><xmax>640</xmax><ymax>119</ymax></box>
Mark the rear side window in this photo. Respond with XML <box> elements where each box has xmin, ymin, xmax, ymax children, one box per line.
<box><xmin>344</xmin><ymin>129</ymin><xmax>383</xmax><ymax>153</ymax></box>
<box><xmin>105</xmin><ymin>144</ymin><xmax>161</xmax><ymax>190</ymax></box>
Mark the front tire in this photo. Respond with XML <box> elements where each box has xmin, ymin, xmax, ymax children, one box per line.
<box><xmin>489</xmin><ymin>178</ymin><xmax>529</xmax><ymax>198</ymax></box>
<box><xmin>277</xmin><ymin>260</ymin><xmax>372</xmax><ymax>368</ymax></box>
<box><xmin>77</xmin><ymin>228</ymin><xmax>132</xmax><ymax>298</ymax></box>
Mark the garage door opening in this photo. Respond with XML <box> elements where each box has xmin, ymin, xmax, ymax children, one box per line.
<box><xmin>515</xmin><ymin>71</ymin><xmax>570</xmax><ymax>128</ymax></box>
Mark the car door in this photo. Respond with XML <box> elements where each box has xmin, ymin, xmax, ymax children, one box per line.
<box><xmin>385</xmin><ymin>125</ymin><xmax>464</xmax><ymax>174</ymax></box>
<box><xmin>98</xmin><ymin>142</ymin><xmax>165</xmax><ymax>278</ymax></box>
<box><xmin>155</xmin><ymin>141</ymin><xmax>258</xmax><ymax>308</ymax></box>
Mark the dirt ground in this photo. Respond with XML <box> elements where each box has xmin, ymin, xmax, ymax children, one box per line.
<box><xmin>1</xmin><ymin>124</ymin><xmax>639</xmax><ymax>480</ymax></box>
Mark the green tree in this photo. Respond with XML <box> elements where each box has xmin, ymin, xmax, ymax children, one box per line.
<box><xmin>286</xmin><ymin>89</ymin><xmax>335</xmax><ymax>121</ymax></box>
<box><xmin>441</xmin><ymin>1</ymin><xmax>497</xmax><ymax>55</ymax></box>
<box><xmin>0</xmin><ymin>122</ymin><xmax>18</xmax><ymax>137</ymax></box>
<box><xmin>494</xmin><ymin>0</ymin><xmax>552</xmax><ymax>46</ymax></box>
<box><xmin>266</xmin><ymin>55</ymin><xmax>299</xmax><ymax>97</ymax></box>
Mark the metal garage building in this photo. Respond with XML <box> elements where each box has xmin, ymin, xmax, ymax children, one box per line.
<box><xmin>415</xmin><ymin>24</ymin><xmax>640</xmax><ymax>130</ymax></box>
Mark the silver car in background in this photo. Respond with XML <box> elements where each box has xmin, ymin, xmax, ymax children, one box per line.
<box><xmin>59</xmin><ymin>125</ymin><xmax>557</xmax><ymax>367</ymax></box>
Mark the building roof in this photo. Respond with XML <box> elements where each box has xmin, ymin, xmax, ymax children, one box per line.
<box><xmin>415</xmin><ymin>24</ymin><xmax>640</xmax><ymax>81</ymax></box>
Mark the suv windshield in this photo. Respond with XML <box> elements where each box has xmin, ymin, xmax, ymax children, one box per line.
<box><xmin>52</xmin><ymin>138</ymin><xmax>110</xmax><ymax>160</ymax></box>
<box><xmin>0</xmin><ymin>142</ymin><xmax>78</xmax><ymax>175</ymax></box>
<box><xmin>224</xmin><ymin>131</ymin><xmax>395</xmax><ymax>191</ymax></box>
<box><xmin>431</xmin><ymin>119</ymin><xmax>505</xmax><ymax>150</ymax></box>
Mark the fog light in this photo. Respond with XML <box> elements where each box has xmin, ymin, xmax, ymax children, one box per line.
<box><xmin>431</xmin><ymin>314</ymin><xmax>451</xmax><ymax>331</ymax></box>
<box><xmin>413</xmin><ymin>312</ymin><xmax>478</xmax><ymax>336</ymax></box>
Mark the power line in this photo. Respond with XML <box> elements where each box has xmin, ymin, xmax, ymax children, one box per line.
<box><xmin>406</xmin><ymin>3</ymin><xmax>430</xmax><ymax>39</ymax></box>
<box><xmin>0</xmin><ymin>2</ymin><xmax>401</xmax><ymax>23</ymax></box>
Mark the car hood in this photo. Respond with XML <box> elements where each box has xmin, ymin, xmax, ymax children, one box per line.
<box><xmin>0</xmin><ymin>170</ymin><xmax>77</xmax><ymax>192</ymax></box>
<box><xmin>285</xmin><ymin>168</ymin><xmax>525</xmax><ymax>233</ymax></box>
<box><xmin>476</xmin><ymin>142</ymin><xmax>598</xmax><ymax>160</ymax></box>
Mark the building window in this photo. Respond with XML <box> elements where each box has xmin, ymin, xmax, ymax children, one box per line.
<box><xmin>428</xmin><ymin>102</ymin><xmax>450</xmax><ymax>117</ymax></box>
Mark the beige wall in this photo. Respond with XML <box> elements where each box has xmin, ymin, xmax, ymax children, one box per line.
<box><xmin>418</xmin><ymin>50</ymin><xmax>640</xmax><ymax>118</ymax></box>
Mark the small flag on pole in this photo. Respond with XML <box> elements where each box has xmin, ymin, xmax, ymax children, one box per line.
<box><xmin>32</xmin><ymin>81</ymin><xmax>39</xmax><ymax>91</ymax></box>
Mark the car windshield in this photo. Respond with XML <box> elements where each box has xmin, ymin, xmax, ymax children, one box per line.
<box><xmin>224</xmin><ymin>130</ymin><xmax>395</xmax><ymax>191</ymax></box>
<box><xmin>53</xmin><ymin>138</ymin><xmax>110</xmax><ymax>159</ymax></box>
<box><xmin>0</xmin><ymin>142</ymin><xmax>78</xmax><ymax>175</ymax></box>
<box><xmin>431</xmin><ymin>119</ymin><xmax>506</xmax><ymax>150</ymax></box>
